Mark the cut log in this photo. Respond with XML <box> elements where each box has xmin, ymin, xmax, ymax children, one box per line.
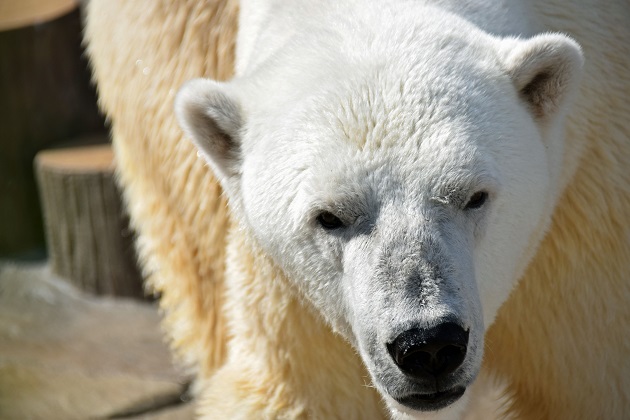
<box><xmin>35</xmin><ymin>144</ymin><xmax>144</xmax><ymax>298</ymax></box>
<box><xmin>0</xmin><ymin>0</ymin><xmax>78</xmax><ymax>31</ymax></box>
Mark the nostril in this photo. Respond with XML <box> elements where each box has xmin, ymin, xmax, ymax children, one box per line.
<box><xmin>404</xmin><ymin>342</ymin><xmax>467</xmax><ymax>376</ymax></box>
<box><xmin>387</xmin><ymin>322</ymin><xmax>469</xmax><ymax>379</ymax></box>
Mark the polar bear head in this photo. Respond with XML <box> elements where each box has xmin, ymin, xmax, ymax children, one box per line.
<box><xmin>176</xmin><ymin>8</ymin><xmax>582</xmax><ymax>417</ymax></box>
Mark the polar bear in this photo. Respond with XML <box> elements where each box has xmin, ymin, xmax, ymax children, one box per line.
<box><xmin>175</xmin><ymin>0</ymin><xmax>590</xmax><ymax>418</ymax></box>
<box><xmin>85</xmin><ymin>0</ymin><xmax>630</xmax><ymax>418</ymax></box>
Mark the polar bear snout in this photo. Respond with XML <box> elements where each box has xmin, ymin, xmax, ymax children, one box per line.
<box><xmin>372</xmin><ymin>315</ymin><xmax>479</xmax><ymax>413</ymax></box>
<box><xmin>387</xmin><ymin>322</ymin><xmax>469</xmax><ymax>381</ymax></box>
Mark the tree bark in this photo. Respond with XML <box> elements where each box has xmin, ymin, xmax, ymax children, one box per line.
<box><xmin>35</xmin><ymin>144</ymin><xmax>144</xmax><ymax>298</ymax></box>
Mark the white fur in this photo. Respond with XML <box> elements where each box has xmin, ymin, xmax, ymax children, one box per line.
<box><xmin>176</xmin><ymin>0</ymin><xmax>582</xmax><ymax>418</ymax></box>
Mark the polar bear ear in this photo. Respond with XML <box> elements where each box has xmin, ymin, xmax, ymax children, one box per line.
<box><xmin>176</xmin><ymin>78</ymin><xmax>243</xmax><ymax>189</ymax></box>
<box><xmin>500</xmin><ymin>34</ymin><xmax>583</xmax><ymax>120</ymax></box>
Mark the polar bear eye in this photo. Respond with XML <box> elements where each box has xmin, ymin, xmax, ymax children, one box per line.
<box><xmin>316</xmin><ymin>211</ymin><xmax>345</xmax><ymax>230</ymax></box>
<box><xmin>465</xmin><ymin>191</ymin><xmax>488</xmax><ymax>210</ymax></box>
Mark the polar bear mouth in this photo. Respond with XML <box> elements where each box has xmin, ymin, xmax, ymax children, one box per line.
<box><xmin>395</xmin><ymin>386</ymin><xmax>466</xmax><ymax>411</ymax></box>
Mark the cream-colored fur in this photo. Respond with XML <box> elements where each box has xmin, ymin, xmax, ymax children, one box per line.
<box><xmin>84</xmin><ymin>0</ymin><xmax>238</xmax><ymax>382</ymax></box>
<box><xmin>85</xmin><ymin>1</ymin><xmax>630</xmax><ymax>419</ymax></box>
<box><xmin>196</xmin><ymin>231</ymin><xmax>387</xmax><ymax>418</ymax></box>
<box><xmin>486</xmin><ymin>2</ymin><xmax>630</xmax><ymax>418</ymax></box>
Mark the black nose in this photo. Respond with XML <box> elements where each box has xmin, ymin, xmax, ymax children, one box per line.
<box><xmin>387</xmin><ymin>322</ymin><xmax>469</xmax><ymax>380</ymax></box>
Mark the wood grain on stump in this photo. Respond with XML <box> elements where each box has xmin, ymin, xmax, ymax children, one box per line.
<box><xmin>35</xmin><ymin>144</ymin><xmax>144</xmax><ymax>298</ymax></box>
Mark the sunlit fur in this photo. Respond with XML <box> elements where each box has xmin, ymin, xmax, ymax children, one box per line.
<box><xmin>85</xmin><ymin>0</ymin><xmax>239</xmax><ymax>387</ymax></box>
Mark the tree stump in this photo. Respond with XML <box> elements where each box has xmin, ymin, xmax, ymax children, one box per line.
<box><xmin>0</xmin><ymin>0</ymin><xmax>78</xmax><ymax>31</ymax></box>
<box><xmin>35</xmin><ymin>144</ymin><xmax>144</xmax><ymax>298</ymax></box>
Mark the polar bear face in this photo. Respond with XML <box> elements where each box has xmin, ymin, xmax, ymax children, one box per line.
<box><xmin>177</xmin><ymin>11</ymin><xmax>581</xmax><ymax>416</ymax></box>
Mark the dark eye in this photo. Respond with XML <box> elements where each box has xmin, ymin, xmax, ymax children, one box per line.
<box><xmin>316</xmin><ymin>211</ymin><xmax>345</xmax><ymax>230</ymax></box>
<box><xmin>465</xmin><ymin>191</ymin><xmax>488</xmax><ymax>210</ymax></box>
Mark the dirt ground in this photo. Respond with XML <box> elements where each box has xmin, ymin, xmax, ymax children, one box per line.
<box><xmin>0</xmin><ymin>262</ymin><xmax>196</xmax><ymax>420</ymax></box>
